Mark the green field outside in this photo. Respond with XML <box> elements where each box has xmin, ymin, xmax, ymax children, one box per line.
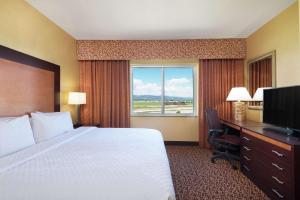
<box><xmin>133</xmin><ymin>100</ymin><xmax>193</xmax><ymax>114</ymax></box>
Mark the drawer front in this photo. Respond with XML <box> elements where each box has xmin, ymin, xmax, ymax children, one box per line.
<box><xmin>240</xmin><ymin>132</ymin><xmax>258</xmax><ymax>148</ymax></box>
<box><xmin>261</xmin><ymin>154</ymin><xmax>291</xmax><ymax>186</ymax></box>
<box><xmin>241</xmin><ymin>160</ymin><xmax>291</xmax><ymax>200</ymax></box>
<box><xmin>263</xmin><ymin>185</ymin><xmax>291</xmax><ymax>200</ymax></box>
<box><xmin>241</xmin><ymin>145</ymin><xmax>256</xmax><ymax>158</ymax></box>
<box><xmin>261</xmin><ymin>143</ymin><xmax>291</xmax><ymax>164</ymax></box>
<box><xmin>241</xmin><ymin>163</ymin><xmax>254</xmax><ymax>180</ymax></box>
<box><xmin>241</xmin><ymin>130</ymin><xmax>292</xmax><ymax>164</ymax></box>
<box><xmin>240</xmin><ymin>152</ymin><xmax>292</xmax><ymax>188</ymax></box>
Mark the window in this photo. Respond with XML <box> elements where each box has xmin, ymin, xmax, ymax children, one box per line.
<box><xmin>131</xmin><ymin>65</ymin><xmax>196</xmax><ymax>116</ymax></box>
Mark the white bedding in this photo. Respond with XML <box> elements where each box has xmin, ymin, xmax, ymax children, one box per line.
<box><xmin>0</xmin><ymin>127</ymin><xmax>176</xmax><ymax>200</ymax></box>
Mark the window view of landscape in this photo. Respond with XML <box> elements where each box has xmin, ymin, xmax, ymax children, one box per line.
<box><xmin>132</xmin><ymin>66</ymin><xmax>194</xmax><ymax>115</ymax></box>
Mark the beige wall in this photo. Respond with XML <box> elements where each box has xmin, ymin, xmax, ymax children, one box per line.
<box><xmin>131</xmin><ymin>117</ymin><xmax>199</xmax><ymax>141</ymax></box>
<box><xmin>0</xmin><ymin>0</ymin><xmax>79</xmax><ymax>121</ymax></box>
<box><xmin>246</xmin><ymin>2</ymin><xmax>300</xmax><ymax>122</ymax></box>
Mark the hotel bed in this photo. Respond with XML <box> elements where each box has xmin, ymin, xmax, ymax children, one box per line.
<box><xmin>0</xmin><ymin>46</ymin><xmax>175</xmax><ymax>200</ymax></box>
<box><xmin>0</xmin><ymin>127</ymin><xmax>175</xmax><ymax>200</ymax></box>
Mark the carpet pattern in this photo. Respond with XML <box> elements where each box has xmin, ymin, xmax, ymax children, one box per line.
<box><xmin>166</xmin><ymin>146</ymin><xmax>269</xmax><ymax>200</ymax></box>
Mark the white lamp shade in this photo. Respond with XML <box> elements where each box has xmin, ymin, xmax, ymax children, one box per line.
<box><xmin>68</xmin><ymin>92</ymin><xmax>86</xmax><ymax>105</ymax></box>
<box><xmin>226</xmin><ymin>87</ymin><xmax>252</xmax><ymax>101</ymax></box>
<box><xmin>252</xmin><ymin>87</ymin><xmax>272</xmax><ymax>101</ymax></box>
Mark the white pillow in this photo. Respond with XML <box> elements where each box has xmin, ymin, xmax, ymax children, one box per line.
<box><xmin>0</xmin><ymin>115</ymin><xmax>35</xmax><ymax>157</ymax></box>
<box><xmin>31</xmin><ymin>112</ymin><xmax>74</xmax><ymax>143</ymax></box>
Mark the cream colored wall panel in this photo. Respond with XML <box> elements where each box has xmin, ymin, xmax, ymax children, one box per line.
<box><xmin>0</xmin><ymin>0</ymin><xmax>79</xmax><ymax>121</ymax></box>
<box><xmin>246</xmin><ymin>2</ymin><xmax>300</xmax><ymax>122</ymax></box>
<box><xmin>131</xmin><ymin>117</ymin><xmax>199</xmax><ymax>142</ymax></box>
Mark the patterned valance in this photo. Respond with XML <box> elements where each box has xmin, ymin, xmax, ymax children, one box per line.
<box><xmin>77</xmin><ymin>39</ymin><xmax>246</xmax><ymax>60</ymax></box>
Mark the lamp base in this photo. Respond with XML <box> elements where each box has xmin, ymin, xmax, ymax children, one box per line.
<box><xmin>233</xmin><ymin>102</ymin><xmax>246</xmax><ymax>121</ymax></box>
<box><xmin>77</xmin><ymin>104</ymin><xmax>81</xmax><ymax>125</ymax></box>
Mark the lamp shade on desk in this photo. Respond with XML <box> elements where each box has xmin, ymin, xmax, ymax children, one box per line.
<box><xmin>226</xmin><ymin>87</ymin><xmax>252</xmax><ymax>101</ymax></box>
<box><xmin>252</xmin><ymin>87</ymin><xmax>272</xmax><ymax>101</ymax></box>
<box><xmin>226</xmin><ymin>87</ymin><xmax>252</xmax><ymax>121</ymax></box>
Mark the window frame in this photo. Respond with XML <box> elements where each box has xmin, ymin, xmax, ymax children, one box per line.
<box><xmin>130</xmin><ymin>64</ymin><xmax>197</xmax><ymax>117</ymax></box>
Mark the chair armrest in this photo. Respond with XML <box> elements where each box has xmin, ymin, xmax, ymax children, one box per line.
<box><xmin>208</xmin><ymin>129</ymin><xmax>224</xmax><ymax>137</ymax></box>
<box><xmin>208</xmin><ymin>129</ymin><xmax>224</xmax><ymax>133</ymax></box>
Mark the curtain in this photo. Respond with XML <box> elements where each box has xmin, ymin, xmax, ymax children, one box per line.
<box><xmin>199</xmin><ymin>59</ymin><xmax>244</xmax><ymax>148</ymax></box>
<box><xmin>249</xmin><ymin>57</ymin><xmax>272</xmax><ymax>96</ymax></box>
<box><xmin>80</xmin><ymin>60</ymin><xmax>130</xmax><ymax>128</ymax></box>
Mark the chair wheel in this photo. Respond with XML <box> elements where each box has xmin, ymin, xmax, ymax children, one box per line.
<box><xmin>211</xmin><ymin>158</ymin><xmax>215</xmax><ymax>163</ymax></box>
<box><xmin>232</xmin><ymin>165</ymin><xmax>238</xmax><ymax>170</ymax></box>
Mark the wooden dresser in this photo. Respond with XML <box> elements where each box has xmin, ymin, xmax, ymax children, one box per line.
<box><xmin>222</xmin><ymin>119</ymin><xmax>300</xmax><ymax>200</ymax></box>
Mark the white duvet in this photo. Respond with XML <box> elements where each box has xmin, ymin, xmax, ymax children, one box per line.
<box><xmin>0</xmin><ymin>127</ymin><xmax>176</xmax><ymax>200</ymax></box>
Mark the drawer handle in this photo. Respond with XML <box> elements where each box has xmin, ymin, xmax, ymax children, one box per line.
<box><xmin>272</xmin><ymin>176</ymin><xmax>284</xmax><ymax>185</ymax></box>
<box><xmin>272</xmin><ymin>163</ymin><xmax>284</xmax><ymax>171</ymax></box>
<box><xmin>243</xmin><ymin>155</ymin><xmax>251</xmax><ymax>161</ymax></box>
<box><xmin>243</xmin><ymin>165</ymin><xmax>251</xmax><ymax>172</ymax></box>
<box><xmin>272</xmin><ymin>188</ymin><xmax>284</xmax><ymax>199</ymax></box>
<box><xmin>243</xmin><ymin>146</ymin><xmax>251</xmax><ymax>151</ymax></box>
<box><xmin>242</xmin><ymin>136</ymin><xmax>250</xmax><ymax>141</ymax></box>
<box><xmin>272</xmin><ymin>150</ymin><xmax>284</xmax><ymax>157</ymax></box>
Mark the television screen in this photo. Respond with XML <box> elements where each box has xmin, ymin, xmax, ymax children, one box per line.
<box><xmin>263</xmin><ymin>86</ymin><xmax>300</xmax><ymax>131</ymax></box>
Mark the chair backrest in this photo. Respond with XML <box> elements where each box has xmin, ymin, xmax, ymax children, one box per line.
<box><xmin>205</xmin><ymin>108</ymin><xmax>222</xmax><ymax>130</ymax></box>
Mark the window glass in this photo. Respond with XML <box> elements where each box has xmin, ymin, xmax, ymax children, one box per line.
<box><xmin>132</xmin><ymin>67</ymin><xmax>162</xmax><ymax>114</ymax></box>
<box><xmin>164</xmin><ymin>67</ymin><xmax>194</xmax><ymax>114</ymax></box>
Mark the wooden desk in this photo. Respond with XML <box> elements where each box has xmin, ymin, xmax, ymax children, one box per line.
<box><xmin>221</xmin><ymin>119</ymin><xmax>300</xmax><ymax>200</ymax></box>
<box><xmin>221</xmin><ymin>118</ymin><xmax>268</xmax><ymax>131</ymax></box>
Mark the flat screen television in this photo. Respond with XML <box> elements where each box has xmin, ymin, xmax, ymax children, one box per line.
<box><xmin>263</xmin><ymin>86</ymin><xmax>300</xmax><ymax>132</ymax></box>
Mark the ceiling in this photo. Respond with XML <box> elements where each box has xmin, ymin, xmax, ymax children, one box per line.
<box><xmin>26</xmin><ymin>0</ymin><xmax>295</xmax><ymax>40</ymax></box>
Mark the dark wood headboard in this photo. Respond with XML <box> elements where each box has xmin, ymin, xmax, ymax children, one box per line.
<box><xmin>0</xmin><ymin>45</ymin><xmax>60</xmax><ymax>116</ymax></box>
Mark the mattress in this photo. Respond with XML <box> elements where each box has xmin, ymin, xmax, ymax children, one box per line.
<box><xmin>0</xmin><ymin>127</ymin><xmax>176</xmax><ymax>200</ymax></box>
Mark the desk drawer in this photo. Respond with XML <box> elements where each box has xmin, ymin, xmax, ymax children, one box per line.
<box><xmin>241</xmin><ymin>129</ymin><xmax>292</xmax><ymax>163</ymax></box>
<box><xmin>263</xmin><ymin>183</ymin><xmax>291</xmax><ymax>200</ymax></box>
<box><xmin>240</xmin><ymin>132</ymin><xmax>258</xmax><ymax>148</ymax></box>
<box><xmin>241</xmin><ymin>148</ymin><xmax>291</xmax><ymax>186</ymax></box>
<box><xmin>261</xmin><ymin>154</ymin><xmax>291</xmax><ymax>185</ymax></box>
<box><xmin>258</xmin><ymin>174</ymin><xmax>290</xmax><ymax>200</ymax></box>
<box><xmin>241</xmin><ymin>160</ymin><xmax>291</xmax><ymax>200</ymax></box>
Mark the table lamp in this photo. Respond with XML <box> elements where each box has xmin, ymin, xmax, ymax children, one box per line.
<box><xmin>252</xmin><ymin>87</ymin><xmax>272</xmax><ymax>109</ymax></box>
<box><xmin>226</xmin><ymin>87</ymin><xmax>252</xmax><ymax>121</ymax></box>
<box><xmin>68</xmin><ymin>92</ymin><xmax>86</xmax><ymax>125</ymax></box>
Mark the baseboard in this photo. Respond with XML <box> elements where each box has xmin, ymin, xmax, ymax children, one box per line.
<box><xmin>164</xmin><ymin>141</ymin><xmax>199</xmax><ymax>146</ymax></box>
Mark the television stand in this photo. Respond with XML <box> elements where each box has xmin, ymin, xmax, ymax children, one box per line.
<box><xmin>263</xmin><ymin>126</ymin><xmax>294</xmax><ymax>136</ymax></box>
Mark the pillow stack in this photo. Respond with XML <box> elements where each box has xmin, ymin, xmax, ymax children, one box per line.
<box><xmin>0</xmin><ymin>115</ymin><xmax>35</xmax><ymax>157</ymax></box>
<box><xmin>31</xmin><ymin>112</ymin><xmax>74</xmax><ymax>143</ymax></box>
<box><xmin>0</xmin><ymin>112</ymin><xmax>74</xmax><ymax>158</ymax></box>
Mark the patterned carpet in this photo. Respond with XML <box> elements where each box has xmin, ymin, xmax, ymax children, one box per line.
<box><xmin>166</xmin><ymin>145</ymin><xmax>269</xmax><ymax>200</ymax></box>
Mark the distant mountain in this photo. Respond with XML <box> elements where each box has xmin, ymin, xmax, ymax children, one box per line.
<box><xmin>133</xmin><ymin>95</ymin><xmax>192</xmax><ymax>101</ymax></box>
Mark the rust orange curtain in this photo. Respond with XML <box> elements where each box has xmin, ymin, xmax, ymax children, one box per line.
<box><xmin>249</xmin><ymin>57</ymin><xmax>272</xmax><ymax>96</ymax></box>
<box><xmin>80</xmin><ymin>60</ymin><xmax>130</xmax><ymax>128</ymax></box>
<box><xmin>199</xmin><ymin>59</ymin><xmax>244</xmax><ymax>148</ymax></box>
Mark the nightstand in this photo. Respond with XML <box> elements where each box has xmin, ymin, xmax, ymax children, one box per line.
<box><xmin>73</xmin><ymin>123</ymin><xmax>101</xmax><ymax>128</ymax></box>
<box><xmin>73</xmin><ymin>123</ymin><xmax>83</xmax><ymax>129</ymax></box>
<box><xmin>93</xmin><ymin>124</ymin><xmax>101</xmax><ymax>128</ymax></box>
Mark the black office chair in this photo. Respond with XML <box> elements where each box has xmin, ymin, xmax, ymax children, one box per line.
<box><xmin>205</xmin><ymin>108</ymin><xmax>240</xmax><ymax>169</ymax></box>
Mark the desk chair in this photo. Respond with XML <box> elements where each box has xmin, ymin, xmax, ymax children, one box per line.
<box><xmin>205</xmin><ymin>108</ymin><xmax>240</xmax><ymax>169</ymax></box>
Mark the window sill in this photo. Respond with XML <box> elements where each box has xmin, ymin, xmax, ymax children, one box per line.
<box><xmin>131</xmin><ymin>114</ymin><xmax>198</xmax><ymax>117</ymax></box>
